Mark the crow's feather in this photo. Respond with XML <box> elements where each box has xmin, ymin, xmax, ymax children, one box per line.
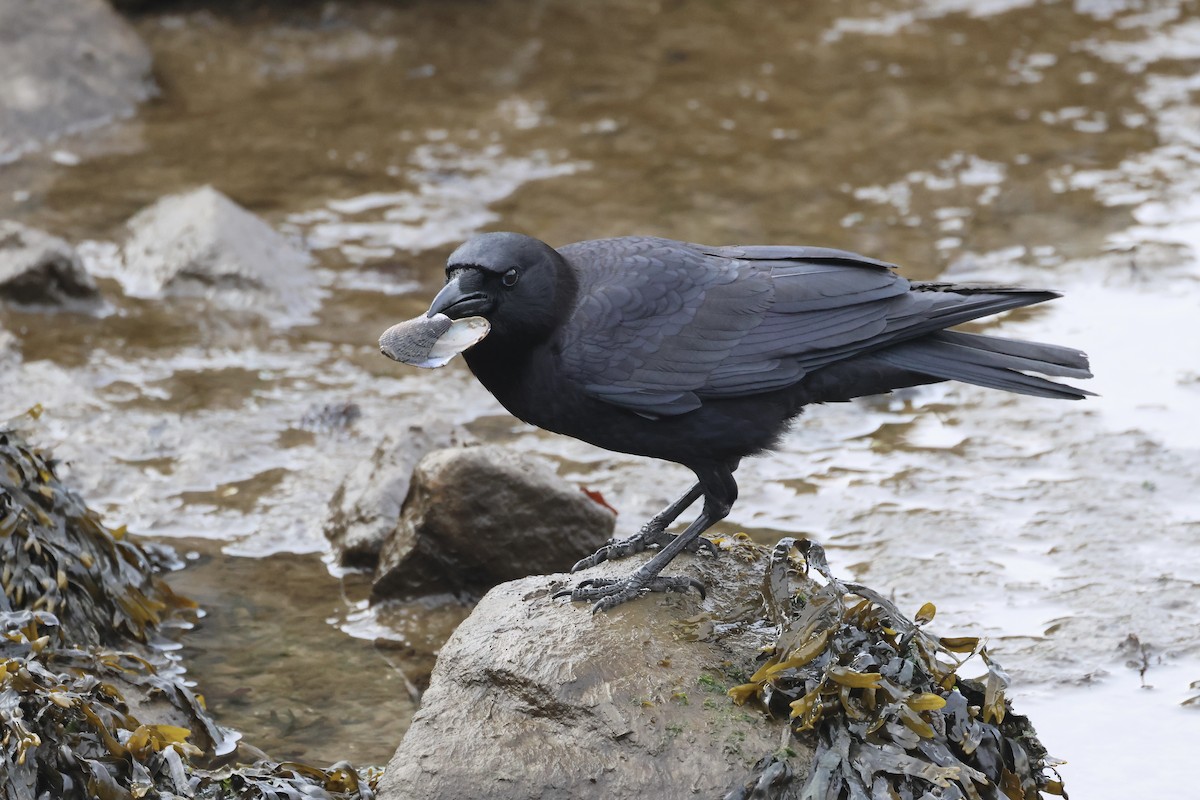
<box><xmin>554</xmin><ymin>237</ymin><xmax>1088</xmax><ymax>417</ymax></box>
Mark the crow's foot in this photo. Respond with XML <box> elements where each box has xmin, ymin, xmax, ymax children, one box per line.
<box><xmin>570</xmin><ymin>526</ymin><xmax>718</xmax><ymax>573</ymax></box>
<box><xmin>552</xmin><ymin>574</ymin><xmax>706</xmax><ymax>614</ymax></box>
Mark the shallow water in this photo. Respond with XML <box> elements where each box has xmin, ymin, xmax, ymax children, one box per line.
<box><xmin>2</xmin><ymin>0</ymin><xmax>1199</xmax><ymax>789</ymax></box>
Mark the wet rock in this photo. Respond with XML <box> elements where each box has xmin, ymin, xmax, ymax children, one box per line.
<box><xmin>0</xmin><ymin>0</ymin><xmax>154</xmax><ymax>162</ymax></box>
<box><xmin>326</xmin><ymin>421</ymin><xmax>471</xmax><ymax>569</ymax></box>
<box><xmin>371</xmin><ymin>445</ymin><xmax>617</xmax><ymax>599</ymax></box>
<box><xmin>115</xmin><ymin>186</ymin><xmax>319</xmax><ymax>322</ymax></box>
<box><xmin>376</xmin><ymin>547</ymin><xmax>810</xmax><ymax>800</ymax></box>
<box><xmin>0</xmin><ymin>220</ymin><xmax>100</xmax><ymax>306</ymax></box>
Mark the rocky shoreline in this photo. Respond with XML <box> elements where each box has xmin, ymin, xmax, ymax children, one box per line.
<box><xmin>12</xmin><ymin>0</ymin><xmax>1199</xmax><ymax>795</ymax></box>
<box><xmin>0</xmin><ymin>3</ymin><xmax>1065</xmax><ymax>789</ymax></box>
<box><xmin>2</xmin><ymin>413</ymin><xmax>1062</xmax><ymax>799</ymax></box>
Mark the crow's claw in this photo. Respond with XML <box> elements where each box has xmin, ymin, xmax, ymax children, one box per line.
<box><xmin>695</xmin><ymin>536</ymin><xmax>719</xmax><ymax>558</ymax></box>
<box><xmin>571</xmin><ymin>528</ymin><xmax>718</xmax><ymax>573</ymax></box>
<box><xmin>554</xmin><ymin>574</ymin><xmax>706</xmax><ymax>613</ymax></box>
<box><xmin>570</xmin><ymin>537</ymin><xmax>644</xmax><ymax>572</ymax></box>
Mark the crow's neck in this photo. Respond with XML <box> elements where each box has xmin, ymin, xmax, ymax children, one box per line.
<box><xmin>464</xmin><ymin>258</ymin><xmax>579</xmax><ymax>422</ymax></box>
<box><xmin>464</xmin><ymin>338</ymin><xmax>544</xmax><ymax>421</ymax></box>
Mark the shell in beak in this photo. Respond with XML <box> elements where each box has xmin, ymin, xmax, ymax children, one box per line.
<box><xmin>379</xmin><ymin>313</ymin><xmax>490</xmax><ymax>368</ymax></box>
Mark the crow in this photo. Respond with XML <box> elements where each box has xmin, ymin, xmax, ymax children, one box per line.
<box><xmin>418</xmin><ymin>232</ymin><xmax>1092</xmax><ymax>612</ymax></box>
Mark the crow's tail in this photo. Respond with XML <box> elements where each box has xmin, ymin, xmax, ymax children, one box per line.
<box><xmin>874</xmin><ymin>330</ymin><xmax>1094</xmax><ymax>400</ymax></box>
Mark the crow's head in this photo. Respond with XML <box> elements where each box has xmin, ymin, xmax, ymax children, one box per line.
<box><xmin>428</xmin><ymin>232</ymin><xmax>573</xmax><ymax>345</ymax></box>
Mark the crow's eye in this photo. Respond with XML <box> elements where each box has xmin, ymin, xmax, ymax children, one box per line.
<box><xmin>501</xmin><ymin>269</ymin><xmax>519</xmax><ymax>288</ymax></box>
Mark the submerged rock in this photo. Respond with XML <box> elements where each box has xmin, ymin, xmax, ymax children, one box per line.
<box><xmin>371</xmin><ymin>444</ymin><xmax>616</xmax><ymax>599</ymax></box>
<box><xmin>0</xmin><ymin>0</ymin><xmax>154</xmax><ymax>162</ymax></box>
<box><xmin>326</xmin><ymin>420</ymin><xmax>471</xmax><ymax>568</ymax></box>
<box><xmin>114</xmin><ymin>186</ymin><xmax>320</xmax><ymax>323</ymax></box>
<box><xmin>299</xmin><ymin>400</ymin><xmax>363</xmax><ymax>434</ymax></box>
<box><xmin>376</xmin><ymin>544</ymin><xmax>809</xmax><ymax>800</ymax></box>
<box><xmin>0</xmin><ymin>220</ymin><xmax>100</xmax><ymax>307</ymax></box>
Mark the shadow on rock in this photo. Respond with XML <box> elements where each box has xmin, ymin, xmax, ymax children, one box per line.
<box><xmin>0</xmin><ymin>221</ymin><xmax>101</xmax><ymax>309</ymax></box>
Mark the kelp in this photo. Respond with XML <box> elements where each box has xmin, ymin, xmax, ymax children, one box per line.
<box><xmin>0</xmin><ymin>408</ymin><xmax>195</xmax><ymax>648</ymax></box>
<box><xmin>1</xmin><ymin>411</ymin><xmax>378</xmax><ymax>800</ymax></box>
<box><xmin>190</xmin><ymin>761</ymin><xmax>384</xmax><ymax>800</ymax></box>
<box><xmin>726</xmin><ymin>538</ymin><xmax>1066</xmax><ymax>800</ymax></box>
<box><xmin>1</xmin><ymin>609</ymin><xmax>216</xmax><ymax>800</ymax></box>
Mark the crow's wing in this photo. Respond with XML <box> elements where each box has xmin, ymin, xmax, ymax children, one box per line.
<box><xmin>555</xmin><ymin>238</ymin><xmax>769</xmax><ymax>416</ymax></box>
<box><xmin>556</xmin><ymin>237</ymin><xmax>923</xmax><ymax>417</ymax></box>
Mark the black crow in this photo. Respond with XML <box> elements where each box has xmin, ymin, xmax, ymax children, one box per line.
<box><xmin>413</xmin><ymin>232</ymin><xmax>1092</xmax><ymax>612</ymax></box>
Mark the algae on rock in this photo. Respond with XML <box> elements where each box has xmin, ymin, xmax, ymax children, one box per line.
<box><xmin>0</xmin><ymin>411</ymin><xmax>379</xmax><ymax>800</ymax></box>
<box><xmin>1</xmin><ymin>405</ymin><xmax>1069</xmax><ymax>800</ymax></box>
<box><xmin>379</xmin><ymin>530</ymin><xmax>1066</xmax><ymax>800</ymax></box>
<box><xmin>726</xmin><ymin>538</ymin><xmax>1066</xmax><ymax>800</ymax></box>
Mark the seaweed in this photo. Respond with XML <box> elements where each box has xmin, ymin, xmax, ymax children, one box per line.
<box><xmin>726</xmin><ymin>538</ymin><xmax>1067</xmax><ymax>800</ymax></box>
<box><xmin>1</xmin><ymin>410</ymin><xmax>379</xmax><ymax>800</ymax></box>
<box><xmin>1</xmin><ymin>609</ymin><xmax>213</xmax><ymax>800</ymax></box>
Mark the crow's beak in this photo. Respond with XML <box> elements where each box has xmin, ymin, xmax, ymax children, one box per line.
<box><xmin>427</xmin><ymin>270</ymin><xmax>493</xmax><ymax>320</ymax></box>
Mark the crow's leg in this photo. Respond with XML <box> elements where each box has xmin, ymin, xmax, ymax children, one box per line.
<box><xmin>570</xmin><ymin>483</ymin><xmax>713</xmax><ymax>572</ymax></box>
<box><xmin>555</xmin><ymin>465</ymin><xmax>737</xmax><ymax>613</ymax></box>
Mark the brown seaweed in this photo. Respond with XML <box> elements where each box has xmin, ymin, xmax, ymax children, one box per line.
<box><xmin>1</xmin><ymin>410</ymin><xmax>379</xmax><ymax>800</ymax></box>
<box><xmin>726</xmin><ymin>538</ymin><xmax>1067</xmax><ymax>800</ymax></box>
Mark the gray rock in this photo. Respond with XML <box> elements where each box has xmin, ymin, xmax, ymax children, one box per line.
<box><xmin>372</xmin><ymin>445</ymin><xmax>616</xmax><ymax>599</ymax></box>
<box><xmin>376</xmin><ymin>548</ymin><xmax>811</xmax><ymax>800</ymax></box>
<box><xmin>0</xmin><ymin>0</ymin><xmax>154</xmax><ymax>162</ymax></box>
<box><xmin>325</xmin><ymin>420</ymin><xmax>469</xmax><ymax>569</ymax></box>
<box><xmin>114</xmin><ymin>186</ymin><xmax>320</xmax><ymax>323</ymax></box>
<box><xmin>298</xmin><ymin>400</ymin><xmax>363</xmax><ymax>434</ymax></box>
<box><xmin>0</xmin><ymin>220</ymin><xmax>100</xmax><ymax>306</ymax></box>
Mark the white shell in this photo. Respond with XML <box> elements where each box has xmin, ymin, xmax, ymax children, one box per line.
<box><xmin>379</xmin><ymin>313</ymin><xmax>490</xmax><ymax>368</ymax></box>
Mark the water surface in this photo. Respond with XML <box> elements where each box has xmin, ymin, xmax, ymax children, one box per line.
<box><xmin>2</xmin><ymin>0</ymin><xmax>1198</xmax><ymax>791</ymax></box>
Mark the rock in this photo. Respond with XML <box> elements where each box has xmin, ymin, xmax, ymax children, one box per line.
<box><xmin>371</xmin><ymin>445</ymin><xmax>617</xmax><ymax>599</ymax></box>
<box><xmin>376</xmin><ymin>546</ymin><xmax>811</xmax><ymax>800</ymax></box>
<box><xmin>0</xmin><ymin>220</ymin><xmax>100</xmax><ymax>306</ymax></box>
<box><xmin>0</xmin><ymin>0</ymin><xmax>154</xmax><ymax>162</ymax></box>
<box><xmin>325</xmin><ymin>420</ymin><xmax>470</xmax><ymax>569</ymax></box>
<box><xmin>114</xmin><ymin>186</ymin><xmax>319</xmax><ymax>323</ymax></box>
<box><xmin>298</xmin><ymin>400</ymin><xmax>363</xmax><ymax>434</ymax></box>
